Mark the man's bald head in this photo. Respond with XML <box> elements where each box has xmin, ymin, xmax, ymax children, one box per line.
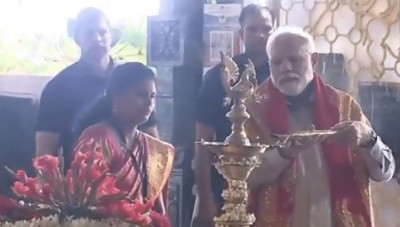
<box><xmin>267</xmin><ymin>26</ymin><xmax>318</xmax><ymax>96</ymax></box>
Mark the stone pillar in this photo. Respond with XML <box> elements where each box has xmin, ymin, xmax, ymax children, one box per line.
<box><xmin>316</xmin><ymin>53</ymin><xmax>349</xmax><ymax>92</ymax></box>
<box><xmin>148</xmin><ymin>0</ymin><xmax>204</xmax><ymax>226</ymax></box>
<box><xmin>172</xmin><ymin>0</ymin><xmax>204</xmax><ymax>226</ymax></box>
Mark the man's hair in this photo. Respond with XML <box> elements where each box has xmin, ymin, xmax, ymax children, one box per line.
<box><xmin>238</xmin><ymin>4</ymin><xmax>275</xmax><ymax>27</ymax></box>
<box><xmin>74</xmin><ymin>7</ymin><xmax>110</xmax><ymax>40</ymax></box>
<box><xmin>266</xmin><ymin>26</ymin><xmax>316</xmax><ymax>58</ymax></box>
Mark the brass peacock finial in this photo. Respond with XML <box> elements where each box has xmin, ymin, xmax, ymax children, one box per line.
<box><xmin>220</xmin><ymin>52</ymin><xmax>258</xmax><ymax>106</ymax></box>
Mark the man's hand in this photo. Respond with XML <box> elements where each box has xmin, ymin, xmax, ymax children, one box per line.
<box><xmin>194</xmin><ymin>123</ymin><xmax>217</xmax><ymax>226</ymax></box>
<box><xmin>330</xmin><ymin>121</ymin><xmax>373</xmax><ymax>148</ymax></box>
<box><xmin>194</xmin><ymin>199</ymin><xmax>217</xmax><ymax>227</ymax></box>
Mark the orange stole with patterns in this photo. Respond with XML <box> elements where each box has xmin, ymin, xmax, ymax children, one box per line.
<box><xmin>245</xmin><ymin>77</ymin><xmax>373</xmax><ymax>227</ymax></box>
<box><xmin>74</xmin><ymin>126</ymin><xmax>175</xmax><ymax>206</ymax></box>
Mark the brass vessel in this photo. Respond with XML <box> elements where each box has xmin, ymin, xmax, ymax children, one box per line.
<box><xmin>197</xmin><ymin>52</ymin><xmax>277</xmax><ymax>227</ymax></box>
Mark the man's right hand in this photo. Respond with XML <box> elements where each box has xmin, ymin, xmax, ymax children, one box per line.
<box><xmin>194</xmin><ymin>200</ymin><xmax>218</xmax><ymax>227</ymax></box>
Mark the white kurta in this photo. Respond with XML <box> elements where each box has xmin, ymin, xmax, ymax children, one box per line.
<box><xmin>289</xmin><ymin>106</ymin><xmax>332</xmax><ymax>227</ymax></box>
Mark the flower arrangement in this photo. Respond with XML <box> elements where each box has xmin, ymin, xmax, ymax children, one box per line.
<box><xmin>0</xmin><ymin>150</ymin><xmax>171</xmax><ymax>227</ymax></box>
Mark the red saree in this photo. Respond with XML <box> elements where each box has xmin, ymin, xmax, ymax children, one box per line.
<box><xmin>73</xmin><ymin>122</ymin><xmax>175</xmax><ymax>207</ymax></box>
<box><xmin>246</xmin><ymin>76</ymin><xmax>373</xmax><ymax>227</ymax></box>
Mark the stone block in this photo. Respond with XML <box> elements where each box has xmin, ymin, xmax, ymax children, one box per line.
<box><xmin>155</xmin><ymin>96</ymin><xmax>174</xmax><ymax>142</ymax></box>
<box><xmin>317</xmin><ymin>53</ymin><xmax>348</xmax><ymax>91</ymax></box>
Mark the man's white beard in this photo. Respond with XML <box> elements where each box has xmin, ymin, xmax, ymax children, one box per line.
<box><xmin>272</xmin><ymin>71</ymin><xmax>314</xmax><ymax>96</ymax></box>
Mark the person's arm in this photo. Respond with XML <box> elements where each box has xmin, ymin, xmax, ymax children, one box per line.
<box><xmin>349</xmin><ymin>99</ymin><xmax>396</xmax><ymax>182</ymax></box>
<box><xmin>36</xmin><ymin>79</ymin><xmax>66</xmax><ymax>157</ymax></box>
<box><xmin>194</xmin><ymin>123</ymin><xmax>216</xmax><ymax>202</ymax></box>
<box><xmin>194</xmin><ymin>68</ymin><xmax>223</xmax><ymax>203</ymax></box>
<box><xmin>138</xmin><ymin>112</ymin><xmax>159</xmax><ymax>138</ymax></box>
<box><xmin>36</xmin><ymin>132</ymin><xmax>60</xmax><ymax>157</ymax></box>
<box><xmin>359</xmin><ymin>136</ymin><xmax>395</xmax><ymax>182</ymax></box>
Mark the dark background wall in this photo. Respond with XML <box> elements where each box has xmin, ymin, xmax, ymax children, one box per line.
<box><xmin>0</xmin><ymin>94</ymin><xmax>37</xmax><ymax>196</ymax></box>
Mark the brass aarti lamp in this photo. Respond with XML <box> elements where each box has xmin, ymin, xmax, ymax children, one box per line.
<box><xmin>197</xmin><ymin>52</ymin><xmax>276</xmax><ymax>227</ymax></box>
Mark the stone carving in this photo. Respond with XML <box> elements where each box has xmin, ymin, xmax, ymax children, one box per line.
<box><xmin>278</xmin><ymin>0</ymin><xmax>399</xmax><ymax>83</ymax></box>
<box><xmin>147</xmin><ymin>16</ymin><xmax>184</xmax><ymax>67</ymax></box>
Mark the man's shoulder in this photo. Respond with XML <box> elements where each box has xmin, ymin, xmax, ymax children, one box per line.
<box><xmin>203</xmin><ymin>63</ymin><xmax>222</xmax><ymax>82</ymax></box>
<box><xmin>55</xmin><ymin>62</ymin><xmax>81</xmax><ymax>78</ymax></box>
<box><xmin>325</xmin><ymin>85</ymin><xmax>355</xmax><ymax>102</ymax></box>
<box><xmin>111</xmin><ymin>59</ymin><xmax>123</xmax><ymax>67</ymax></box>
<box><xmin>45</xmin><ymin>62</ymin><xmax>80</xmax><ymax>88</ymax></box>
<box><xmin>325</xmin><ymin>85</ymin><xmax>364</xmax><ymax>116</ymax></box>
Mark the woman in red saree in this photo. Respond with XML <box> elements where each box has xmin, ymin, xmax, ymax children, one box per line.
<box><xmin>72</xmin><ymin>62</ymin><xmax>174</xmax><ymax>214</ymax></box>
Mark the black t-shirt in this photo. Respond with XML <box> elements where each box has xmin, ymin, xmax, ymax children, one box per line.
<box><xmin>36</xmin><ymin>59</ymin><xmax>157</xmax><ymax>167</ymax></box>
<box><xmin>196</xmin><ymin>54</ymin><xmax>270</xmax><ymax>207</ymax></box>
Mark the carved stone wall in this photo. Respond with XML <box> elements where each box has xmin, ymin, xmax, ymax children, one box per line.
<box><xmin>317</xmin><ymin>53</ymin><xmax>348</xmax><ymax>91</ymax></box>
<box><xmin>276</xmin><ymin>0</ymin><xmax>399</xmax><ymax>89</ymax></box>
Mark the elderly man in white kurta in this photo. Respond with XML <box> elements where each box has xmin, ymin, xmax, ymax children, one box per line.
<box><xmin>245</xmin><ymin>26</ymin><xmax>395</xmax><ymax>227</ymax></box>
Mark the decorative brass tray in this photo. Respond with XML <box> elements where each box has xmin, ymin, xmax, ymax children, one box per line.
<box><xmin>271</xmin><ymin>129</ymin><xmax>338</xmax><ymax>144</ymax></box>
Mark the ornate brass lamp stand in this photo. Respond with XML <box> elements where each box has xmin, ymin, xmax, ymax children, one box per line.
<box><xmin>197</xmin><ymin>53</ymin><xmax>276</xmax><ymax>227</ymax></box>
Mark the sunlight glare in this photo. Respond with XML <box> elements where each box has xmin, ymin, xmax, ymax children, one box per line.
<box><xmin>0</xmin><ymin>0</ymin><xmax>160</xmax><ymax>34</ymax></box>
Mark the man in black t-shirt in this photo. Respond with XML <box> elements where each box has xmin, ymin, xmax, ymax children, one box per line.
<box><xmin>193</xmin><ymin>4</ymin><xmax>275</xmax><ymax>226</ymax></box>
<box><xmin>36</xmin><ymin>8</ymin><xmax>157</xmax><ymax>168</ymax></box>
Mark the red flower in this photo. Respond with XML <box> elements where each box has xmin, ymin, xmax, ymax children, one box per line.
<box><xmin>70</xmin><ymin>152</ymin><xmax>87</xmax><ymax>170</ymax></box>
<box><xmin>33</xmin><ymin>155</ymin><xmax>60</xmax><ymax>183</ymax></box>
<box><xmin>97</xmin><ymin>177</ymin><xmax>120</xmax><ymax>197</ymax></box>
<box><xmin>150</xmin><ymin>210</ymin><xmax>172</xmax><ymax>227</ymax></box>
<box><xmin>41</xmin><ymin>183</ymin><xmax>52</xmax><ymax>198</ymax></box>
<box><xmin>110</xmin><ymin>201</ymin><xmax>151</xmax><ymax>225</ymax></box>
<box><xmin>133</xmin><ymin>199</ymin><xmax>154</xmax><ymax>213</ymax></box>
<box><xmin>14</xmin><ymin>170</ymin><xmax>28</xmax><ymax>183</ymax></box>
<box><xmin>26</xmin><ymin>178</ymin><xmax>40</xmax><ymax>194</ymax></box>
<box><xmin>33</xmin><ymin>155</ymin><xmax>59</xmax><ymax>171</ymax></box>
<box><xmin>73</xmin><ymin>151</ymin><xmax>108</xmax><ymax>182</ymax></box>
<box><xmin>3</xmin><ymin>141</ymin><xmax>166</xmax><ymax>226</ymax></box>
<box><xmin>12</xmin><ymin>182</ymin><xmax>31</xmax><ymax>198</ymax></box>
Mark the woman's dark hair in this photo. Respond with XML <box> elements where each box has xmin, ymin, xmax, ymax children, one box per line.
<box><xmin>72</xmin><ymin>62</ymin><xmax>156</xmax><ymax>141</ymax></box>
